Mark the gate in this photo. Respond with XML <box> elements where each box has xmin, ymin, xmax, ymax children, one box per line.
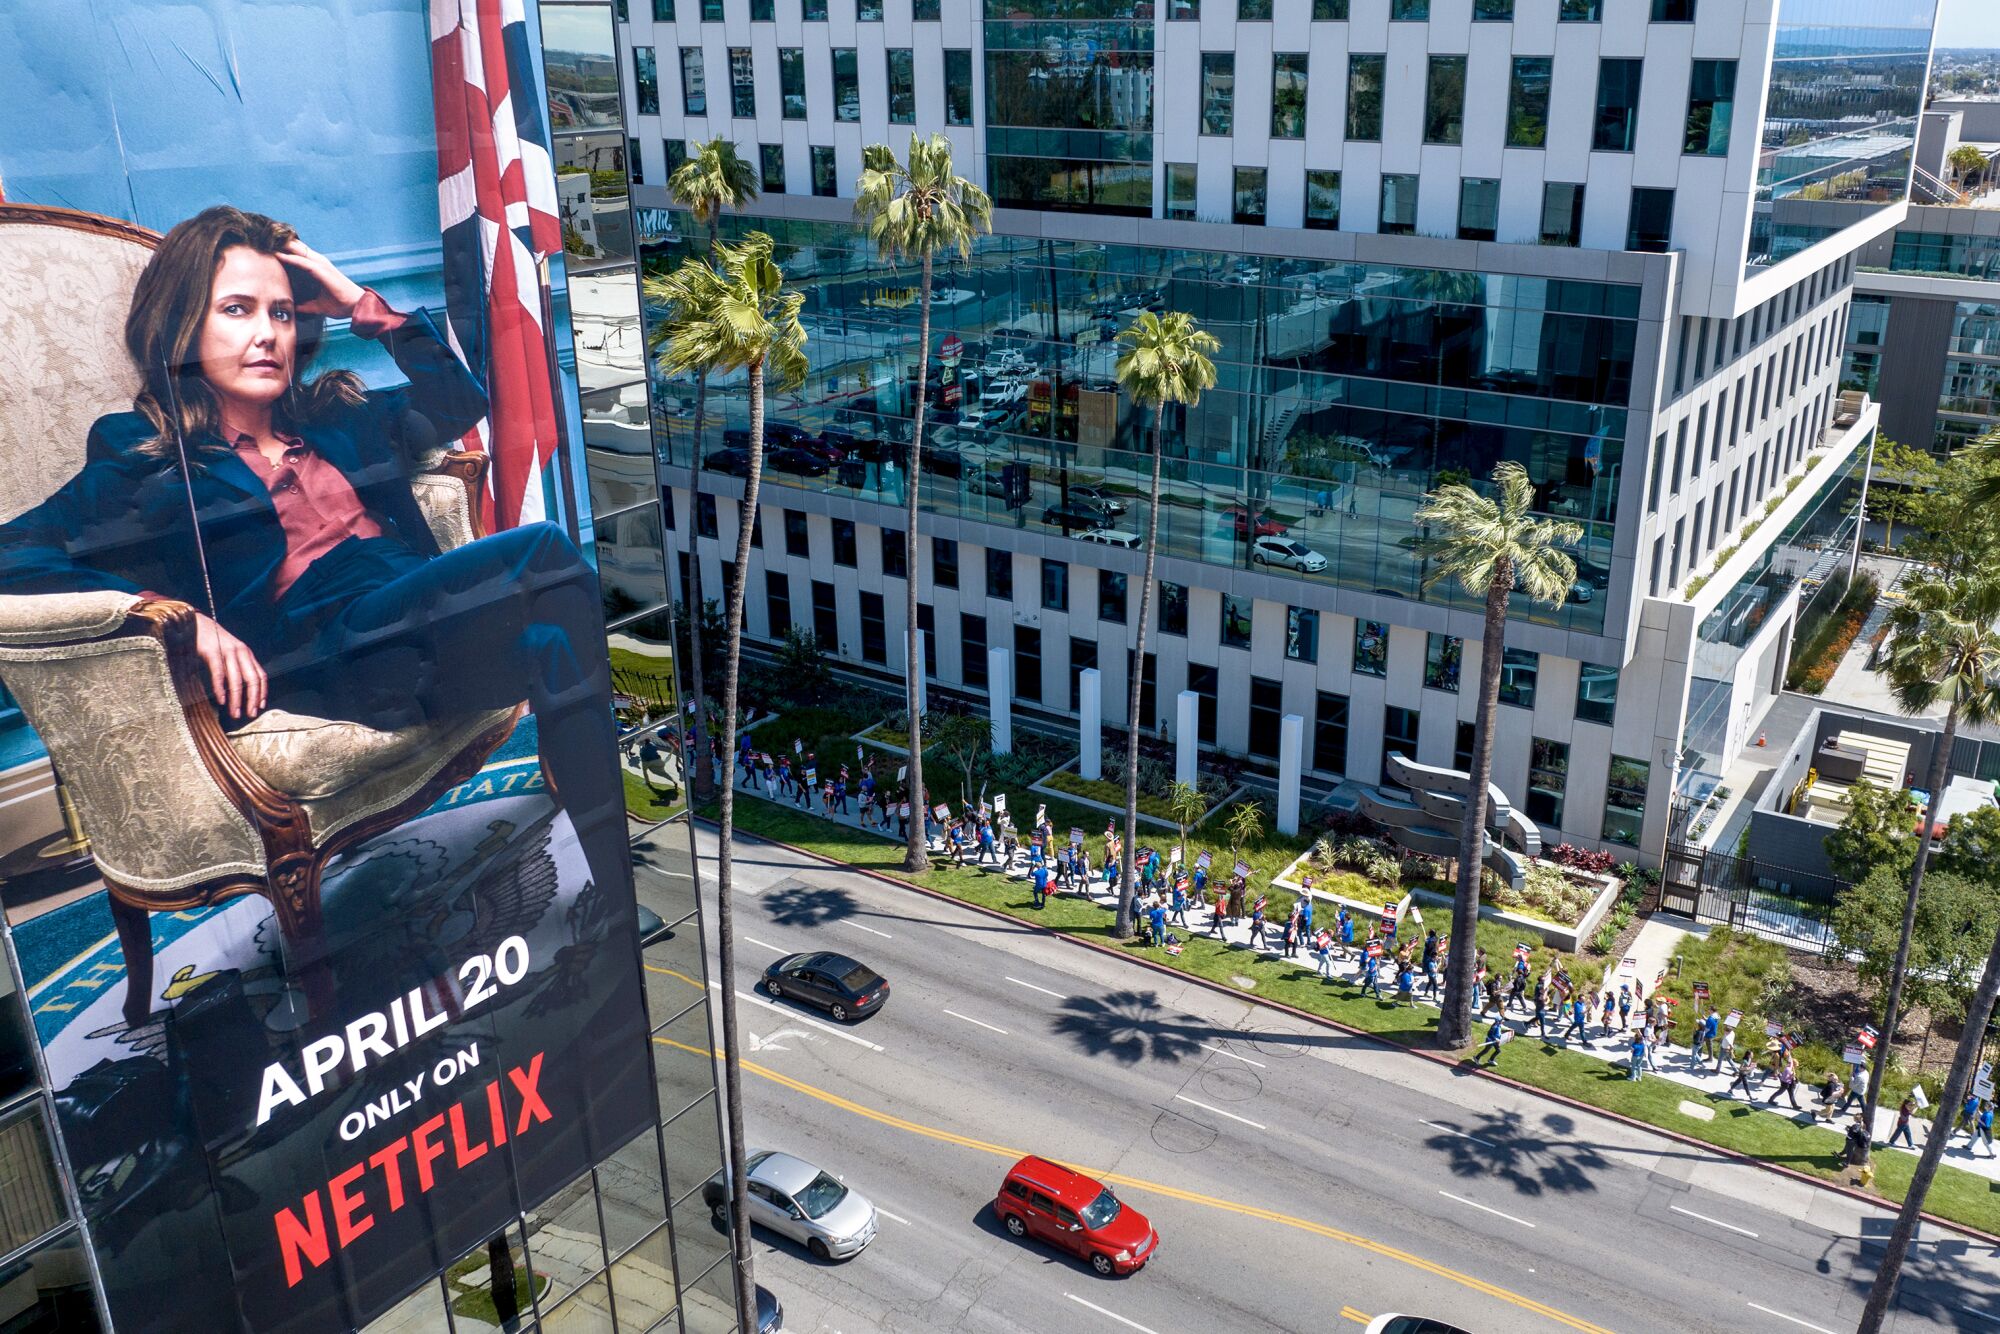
<box><xmin>1660</xmin><ymin>831</ymin><xmax>1847</xmax><ymax>954</ymax></box>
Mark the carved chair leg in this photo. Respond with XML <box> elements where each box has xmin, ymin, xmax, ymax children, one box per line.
<box><xmin>265</xmin><ymin>852</ymin><xmax>332</xmax><ymax>1021</ymax></box>
<box><xmin>107</xmin><ymin>895</ymin><xmax>154</xmax><ymax>1030</ymax></box>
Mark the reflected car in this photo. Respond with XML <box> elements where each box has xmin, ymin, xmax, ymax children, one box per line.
<box><xmin>633</xmin><ymin>904</ymin><xmax>672</xmax><ymax>948</ymax></box>
<box><xmin>1043</xmin><ymin>502</ymin><xmax>1115</xmax><ymax>533</ymax></box>
<box><xmin>1363</xmin><ymin>1318</ymin><xmax>1474</xmax><ymax>1334</ymax></box>
<box><xmin>755</xmin><ymin>1285</ymin><xmax>783</xmax><ymax>1334</ymax></box>
<box><xmin>763</xmin><ymin>951</ymin><xmax>890</xmax><ymax>1022</ymax></box>
<box><xmin>1066</xmin><ymin>485</ymin><xmax>1127</xmax><ymax>516</ymax></box>
<box><xmin>995</xmin><ymin>1156</ymin><xmax>1157</xmax><ymax>1277</ymax></box>
<box><xmin>1567</xmin><ymin>581</ymin><xmax>1595</xmax><ymax>604</ymax></box>
<box><xmin>768</xmin><ymin>446</ymin><xmax>832</xmax><ymax>477</ymax></box>
<box><xmin>1220</xmin><ymin>507</ymin><xmax>1286</xmax><ymax>539</ymax></box>
<box><xmin>921</xmin><ymin>447</ymin><xmax>968</xmax><ymax>479</ymax></box>
<box><xmin>703</xmin><ymin>1150</ymin><xmax>879</xmax><ymax>1261</ymax></box>
<box><xmin>1076</xmin><ymin>527</ymin><xmax>1142</xmax><ymax>549</ymax></box>
<box><xmin>1251</xmin><ymin>535</ymin><xmax>1328</xmax><ymax>572</ymax></box>
<box><xmin>702</xmin><ymin>446</ymin><xmax>752</xmax><ymax>477</ymax></box>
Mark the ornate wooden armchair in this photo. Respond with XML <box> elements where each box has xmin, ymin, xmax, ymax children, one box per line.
<box><xmin>0</xmin><ymin>203</ymin><xmax>522</xmax><ymax>1028</ymax></box>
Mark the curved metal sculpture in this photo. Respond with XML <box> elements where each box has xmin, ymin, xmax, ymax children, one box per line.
<box><xmin>1357</xmin><ymin>753</ymin><xmax>1541</xmax><ymax>891</ymax></box>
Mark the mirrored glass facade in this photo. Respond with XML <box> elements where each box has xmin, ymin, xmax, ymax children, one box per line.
<box><xmin>1747</xmin><ymin>0</ymin><xmax>1937</xmax><ymax>269</ymax></box>
<box><xmin>648</xmin><ymin>217</ymin><xmax>1638</xmax><ymax>635</ymax></box>
<box><xmin>984</xmin><ymin>3</ymin><xmax>1154</xmax><ymax>216</ymax></box>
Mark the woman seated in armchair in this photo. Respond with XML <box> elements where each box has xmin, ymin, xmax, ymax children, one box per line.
<box><xmin>0</xmin><ymin>205</ymin><xmax>624</xmax><ymax>900</ymax></box>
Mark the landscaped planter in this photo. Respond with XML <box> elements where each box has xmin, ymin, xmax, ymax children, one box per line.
<box><xmin>1271</xmin><ymin>844</ymin><xmax>1623</xmax><ymax>954</ymax></box>
<box><xmin>1026</xmin><ymin>758</ymin><xmax>1239</xmax><ymax>832</ymax></box>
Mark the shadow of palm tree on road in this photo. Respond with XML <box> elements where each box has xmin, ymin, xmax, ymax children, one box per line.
<box><xmin>1423</xmin><ymin>1108</ymin><xmax>1609</xmax><ymax>1198</ymax></box>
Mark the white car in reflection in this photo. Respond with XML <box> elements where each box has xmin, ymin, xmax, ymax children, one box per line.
<box><xmin>1076</xmin><ymin>526</ymin><xmax>1142</xmax><ymax>549</ymax></box>
<box><xmin>1251</xmin><ymin>535</ymin><xmax>1328</xmax><ymax>572</ymax></box>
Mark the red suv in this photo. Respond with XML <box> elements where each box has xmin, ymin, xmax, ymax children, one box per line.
<box><xmin>994</xmin><ymin>1156</ymin><xmax>1158</xmax><ymax>1276</ymax></box>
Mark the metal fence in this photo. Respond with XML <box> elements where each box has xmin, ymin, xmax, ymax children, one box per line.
<box><xmin>1660</xmin><ymin>824</ymin><xmax>1850</xmax><ymax>955</ymax></box>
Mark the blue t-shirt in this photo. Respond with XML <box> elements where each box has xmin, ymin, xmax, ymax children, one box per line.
<box><xmin>1032</xmin><ymin>866</ymin><xmax>1049</xmax><ymax>891</ymax></box>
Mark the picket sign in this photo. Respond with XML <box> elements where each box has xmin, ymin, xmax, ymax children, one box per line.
<box><xmin>1724</xmin><ymin>1008</ymin><xmax>1742</xmax><ymax>1029</ymax></box>
<box><xmin>1843</xmin><ymin>1045</ymin><xmax>1866</xmax><ymax>1068</ymax></box>
<box><xmin>1197</xmin><ymin>851</ymin><xmax>1213</xmax><ymax>870</ymax></box>
<box><xmin>1692</xmin><ymin>981</ymin><xmax>1710</xmax><ymax>1003</ymax></box>
<box><xmin>1234</xmin><ymin>860</ymin><xmax>1253</xmax><ymax>879</ymax></box>
<box><xmin>1070</xmin><ymin>827</ymin><xmax>1085</xmax><ymax>845</ymax></box>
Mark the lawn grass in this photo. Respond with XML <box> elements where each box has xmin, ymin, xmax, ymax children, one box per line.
<box><xmin>623</xmin><ymin>770</ymin><xmax>684</xmax><ymax>823</ymax></box>
<box><xmin>608</xmin><ymin>646</ymin><xmax>677</xmax><ymax>711</ymax></box>
<box><xmin>715</xmin><ymin>793</ymin><xmax>2000</xmax><ymax>1237</ymax></box>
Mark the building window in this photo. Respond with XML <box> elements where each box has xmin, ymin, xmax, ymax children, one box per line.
<box><xmin>811</xmin><ymin>146</ymin><xmax>837</xmax><ymax>196</ymax></box>
<box><xmin>920</xmin><ymin>604</ymin><xmax>937</xmax><ymax>674</ymax></box>
<box><xmin>811</xmin><ymin>578</ymin><xmax>838</xmax><ymax>646</ymax></box>
<box><xmin>1424</xmin><ymin>56</ymin><xmax>1465</xmax><ymax>145</ymax></box>
<box><xmin>1628</xmin><ymin>188</ymin><xmax>1674</xmax><ymax>253</ymax></box>
<box><xmin>695</xmin><ymin>493</ymin><xmax>717</xmax><ymax>537</ymax></box>
<box><xmin>629</xmin><ymin>136</ymin><xmax>644</xmax><ymax>184</ymax></box>
<box><xmin>783</xmin><ymin>509</ymin><xmax>809</xmax><ymax>557</ymax></box>
<box><xmin>1507</xmin><ymin>56</ymin><xmax>1552</xmax><ymax>148</ymax></box>
<box><xmin>779</xmin><ymin>48</ymin><xmax>806</xmax><ymax>118</ymax></box>
<box><xmin>1166</xmin><ymin>163</ymin><xmax>1197</xmax><ymax>220</ymax></box>
<box><xmin>751</xmin><ymin>0</ymin><xmax>774</xmax><ymax>17</ymax></box>
<box><xmin>1540</xmin><ymin>182</ymin><xmax>1585</xmax><ymax>246</ymax></box>
<box><xmin>1594</xmin><ymin>59</ymin><xmax>1642</xmax><ymax>151</ymax></box>
<box><xmin>932</xmin><ymin>537</ymin><xmax>958</xmax><ymax>588</ymax></box>
<box><xmin>1602</xmin><ymin>755</ymin><xmax>1648</xmax><ymax>845</ymax></box>
<box><xmin>1651</xmin><ymin>0</ymin><xmax>1693</xmax><ymax>19</ymax></box>
<box><xmin>1527</xmin><ymin>737</ymin><xmax>1568</xmax><ymax>827</ymax></box>
<box><xmin>1272</xmin><ymin>54</ymin><xmax>1309</xmax><ymax>139</ymax></box>
<box><xmin>1684</xmin><ymin>60</ymin><xmax>1736</xmax><ymax>156</ymax></box>
<box><xmin>1221</xmin><ymin>594</ymin><xmax>1253</xmax><ymax>649</ymax></box>
<box><xmin>1286</xmin><ymin>607</ymin><xmax>1319</xmax><ymax>662</ymax></box>
<box><xmin>1391</xmin><ymin>0</ymin><xmax>1428</xmax><ymax>16</ymax></box>
<box><xmin>1347</xmin><ymin>54</ymin><xmax>1385</xmax><ymax>141</ymax></box>
<box><xmin>881</xmin><ymin>528</ymin><xmax>907</xmax><ymax>579</ymax></box>
<box><xmin>915</xmin><ymin>0</ymin><xmax>941</xmax><ymax>16</ymax></box>
<box><xmin>677</xmin><ymin>47</ymin><xmax>703</xmax><ymax>115</ymax></box>
<box><xmin>1424</xmin><ymin>633</ymin><xmax>1461</xmax><ymax>692</ymax></box>
<box><xmin>1457</xmin><ymin>178</ymin><xmax>1499</xmax><ymax>242</ymax></box>
<box><xmin>1577</xmin><ymin>662</ymin><xmax>1618</xmax><ymax>724</ymax></box>
<box><xmin>1455</xmin><ymin>720</ymin><xmax>1476</xmax><ymax>772</ymax></box>
<box><xmin>1042</xmin><ymin>559</ymin><xmax>1068</xmax><ymax>611</ymax></box>
<box><xmin>760</xmin><ymin>143</ymin><xmax>786</xmax><ymax>193</ymax></box>
<box><xmin>803</xmin><ymin>0</ymin><xmax>826</xmax><ymax>16</ymax></box>
<box><xmin>633</xmin><ymin>47</ymin><xmax>660</xmax><ymax>116</ymax></box>
<box><xmin>653</xmin><ymin>0</ymin><xmax>674</xmax><ymax>19</ymax></box>
<box><xmin>1313</xmin><ymin>691</ymin><xmax>1349</xmax><ymax>773</ymax></box>
<box><xmin>962</xmin><ymin>613</ymin><xmax>988</xmax><ymax>688</ymax></box>
<box><xmin>1474</xmin><ymin>0</ymin><xmax>1513</xmax><ymax>16</ymax></box>
<box><xmin>1313</xmin><ymin>0</ymin><xmax>1348</xmax><ymax>15</ymax></box>
<box><xmin>945</xmin><ymin>50</ymin><xmax>973</xmax><ymax>126</ymax></box>
<box><xmin>1098</xmin><ymin>571</ymin><xmax>1128</xmax><ymax>623</ymax></box>
<box><xmin>858</xmin><ymin>0</ymin><xmax>882</xmax><ymax>17</ymax></box>
<box><xmin>1240</xmin><ymin>0</ymin><xmax>1273</xmax><ymax>15</ymax></box>
<box><xmin>831</xmin><ymin>518</ymin><xmax>857</xmax><ymax>567</ymax></box>
<box><xmin>1201</xmin><ymin>54</ymin><xmax>1234</xmax><ymax>135</ymax></box>
<box><xmin>1383</xmin><ymin>706</ymin><xmax>1420</xmax><ymax>786</ymax></box>
<box><xmin>1379</xmin><ymin>174</ymin><xmax>1418</xmax><ymax>236</ymax></box>
<box><xmin>1561</xmin><ymin>0</ymin><xmax>1600</xmax><ymax>15</ymax></box>
<box><xmin>1160</xmin><ymin>581</ymin><xmax>1189</xmax><ymax>635</ymax></box>
<box><xmin>1354</xmin><ymin>620</ymin><xmax>1389</xmax><ymax>676</ymax></box>
<box><xmin>1305</xmin><ymin>170</ymin><xmax>1341</xmax><ymax>229</ymax></box>
<box><xmin>728</xmin><ymin>47</ymin><xmax>755</xmax><ymax>118</ymax></box>
<box><xmin>766</xmin><ymin>570</ymin><xmax>792</xmax><ymax>636</ymax></box>
<box><xmin>888</xmin><ymin>48</ymin><xmax>916</xmax><ymax>124</ymax></box>
<box><xmin>1187</xmin><ymin>662</ymin><xmax>1219</xmax><ymax>744</ymax></box>
<box><xmin>1498</xmin><ymin>647</ymin><xmax>1538</xmax><ymax>708</ymax></box>
<box><xmin>987</xmin><ymin>549</ymin><xmax>1013</xmax><ymax>600</ymax></box>
<box><xmin>702</xmin><ymin>0</ymin><xmax>723</xmax><ymax>15</ymax></box>
<box><xmin>1233</xmin><ymin>168</ymin><xmax>1267</xmax><ymax>225</ymax></box>
<box><xmin>663</xmin><ymin>139</ymin><xmax>688</xmax><ymax>178</ymax></box>
<box><xmin>1070</xmin><ymin>637</ymin><xmax>1098</xmax><ymax>711</ymax></box>
<box><xmin>860</xmin><ymin>591</ymin><xmax>887</xmax><ymax>664</ymax></box>
<box><xmin>831</xmin><ymin>48</ymin><xmax>859</xmax><ymax>121</ymax></box>
<box><xmin>1015</xmin><ymin>624</ymin><xmax>1042</xmax><ymax>702</ymax></box>
<box><xmin>1168</xmin><ymin>0</ymin><xmax>1199</xmax><ymax>16</ymax></box>
<box><xmin>1248</xmin><ymin>677</ymin><xmax>1284</xmax><ymax>759</ymax></box>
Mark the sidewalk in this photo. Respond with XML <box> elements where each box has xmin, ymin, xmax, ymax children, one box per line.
<box><xmin>724</xmin><ymin>764</ymin><xmax>2000</xmax><ymax>1183</ymax></box>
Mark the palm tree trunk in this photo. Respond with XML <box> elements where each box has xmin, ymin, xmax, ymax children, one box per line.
<box><xmin>902</xmin><ymin>252</ymin><xmax>933</xmax><ymax>872</ymax></box>
<box><xmin>1859</xmin><ymin>700</ymin><xmax>1959</xmax><ymax>1162</ymax></box>
<box><xmin>713</xmin><ymin>358</ymin><xmax>765</xmax><ymax>1327</ymax></box>
<box><xmin>1440</xmin><ymin>564</ymin><xmax>1511</xmax><ymax>1049</ymax></box>
<box><xmin>1118</xmin><ymin>407</ymin><xmax>1167</xmax><ymax>940</ymax></box>
<box><xmin>1857</xmin><ymin>914</ymin><xmax>2000</xmax><ymax>1333</ymax></box>
<box><xmin>683</xmin><ymin>364</ymin><xmax>715</xmax><ymax>803</ymax></box>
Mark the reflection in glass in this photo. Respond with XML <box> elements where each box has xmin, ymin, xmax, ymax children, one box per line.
<box><xmin>606</xmin><ymin>1221</ymin><xmax>679</xmax><ymax>1331</ymax></box>
<box><xmin>1354</xmin><ymin>620</ymin><xmax>1388</xmax><ymax>676</ymax></box>
<box><xmin>780</xmin><ymin>48</ymin><xmax>807</xmax><ymax>119</ymax></box>
<box><xmin>1305</xmin><ymin>171</ymin><xmax>1341</xmax><ymax>230</ymax></box>
<box><xmin>1272</xmin><ymin>55</ymin><xmax>1308</xmax><ymax>140</ymax></box>
<box><xmin>1348</xmin><ymin>54</ymin><xmax>1385</xmax><ymax>140</ymax></box>
<box><xmin>1201</xmin><ymin>54</ymin><xmax>1235</xmax><ymax>135</ymax></box>
<box><xmin>1425</xmin><ymin>56</ymin><xmax>1465</xmax><ymax>145</ymax></box>
<box><xmin>678</xmin><ymin>47</ymin><xmax>704</xmax><ymax>116</ymax></box>
<box><xmin>1508</xmin><ymin>57</ymin><xmax>1551</xmax><ymax>148</ymax></box>
<box><xmin>546</xmin><ymin>5</ymin><xmax>625</xmax><ymax>130</ymax></box>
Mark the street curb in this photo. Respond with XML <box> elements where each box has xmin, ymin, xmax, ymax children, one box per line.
<box><xmin>698</xmin><ymin>816</ymin><xmax>2000</xmax><ymax>1247</ymax></box>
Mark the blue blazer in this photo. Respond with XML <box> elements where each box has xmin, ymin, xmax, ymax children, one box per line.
<box><xmin>0</xmin><ymin>310</ymin><xmax>487</xmax><ymax>660</ymax></box>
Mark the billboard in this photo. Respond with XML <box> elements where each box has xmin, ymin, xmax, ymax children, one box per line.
<box><xmin>0</xmin><ymin>3</ymin><xmax>654</xmax><ymax>1329</ymax></box>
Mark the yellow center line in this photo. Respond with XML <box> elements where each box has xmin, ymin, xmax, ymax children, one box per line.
<box><xmin>654</xmin><ymin>1037</ymin><xmax>1617</xmax><ymax>1334</ymax></box>
<box><xmin>644</xmin><ymin>961</ymin><xmax>706</xmax><ymax>992</ymax></box>
<box><xmin>1340</xmin><ymin>1307</ymin><xmax>1373</xmax><ymax>1326</ymax></box>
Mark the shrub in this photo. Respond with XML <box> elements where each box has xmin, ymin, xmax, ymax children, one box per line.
<box><xmin>1547</xmin><ymin>843</ymin><xmax>1617</xmax><ymax>875</ymax></box>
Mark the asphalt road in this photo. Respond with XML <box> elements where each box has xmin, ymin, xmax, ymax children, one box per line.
<box><xmin>670</xmin><ymin>829</ymin><xmax>2000</xmax><ymax>1334</ymax></box>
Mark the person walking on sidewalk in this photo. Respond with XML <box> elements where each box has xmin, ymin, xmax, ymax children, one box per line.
<box><xmin>1532</xmin><ymin>976</ymin><xmax>1550</xmax><ymax>1039</ymax></box>
<box><xmin>1148</xmin><ymin>898</ymin><xmax>1168</xmax><ymax>948</ymax></box>
<box><xmin>1422</xmin><ymin>954</ymin><xmax>1442</xmax><ymax>1002</ymax></box>
<box><xmin>1890</xmin><ymin>1095</ymin><xmax>1917</xmax><ymax>1150</ymax></box>
<box><xmin>1717</xmin><ymin>1021</ymin><xmax>1737</xmax><ymax>1074</ymax></box>
<box><xmin>1727</xmin><ymin>1053</ymin><xmax>1761</xmax><ymax>1100</ymax></box>
<box><xmin>1565</xmin><ymin>993</ymin><xmax>1587</xmax><ymax>1042</ymax></box>
<box><xmin>1599</xmin><ymin>990</ymin><xmax>1616</xmax><ymax>1033</ymax></box>
<box><xmin>1473</xmin><ymin>1014</ymin><xmax>1507</xmax><ymax>1066</ymax></box>
<box><xmin>1338</xmin><ymin>908</ymin><xmax>1355</xmax><ymax>958</ymax></box>
<box><xmin>1692</xmin><ymin>1009</ymin><xmax>1716</xmax><ymax>1066</ymax></box>
<box><xmin>1397</xmin><ymin>961</ymin><xmax>1417</xmax><ymax>1008</ymax></box>
<box><xmin>1170</xmin><ymin>878</ymin><xmax>1191</xmax><ymax>928</ymax></box>
<box><xmin>1771</xmin><ymin>1053</ymin><xmax>1803</xmax><ymax>1111</ymax></box>
<box><xmin>1627</xmin><ymin>1029</ymin><xmax>1646</xmax><ymax>1081</ymax></box>
<box><xmin>1247</xmin><ymin>901</ymin><xmax>1269</xmax><ymax>951</ymax></box>
<box><xmin>1616</xmin><ymin>987</ymin><xmax>1632</xmax><ymax>1032</ymax></box>
<box><xmin>1314</xmin><ymin>931</ymin><xmax>1336</xmax><ymax>979</ymax></box>
<box><xmin>1957</xmin><ymin>1092</ymin><xmax>1980</xmax><ymax>1143</ymax></box>
<box><xmin>1284</xmin><ymin>903</ymin><xmax>1303</xmax><ymax>959</ymax></box>
<box><xmin>1835</xmin><ymin>1066</ymin><xmax>1866</xmax><ymax>1118</ymax></box>
<box><xmin>1361</xmin><ymin>950</ymin><xmax>1385</xmax><ymax>999</ymax></box>
<box><xmin>1030</xmin><ymin>860</ymin><xmax>1050</xmax><ymax>908</ymax></box>
<box><xmin>1982</xmin><ymin>1102</ymin><xmax>1996</xmax><ymax>1157</ymax></box>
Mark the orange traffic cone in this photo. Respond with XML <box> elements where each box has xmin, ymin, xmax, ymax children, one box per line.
<box><xmin>1756</xmin><ymin>732</ymin><xmax>1767</xmax><ymax>747</ymax></box>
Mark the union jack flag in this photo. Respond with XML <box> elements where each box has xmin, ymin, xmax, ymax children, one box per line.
<box><xmin>429</xmin><ymin>0</ymin><xmax>564</xmax><ymax>532</ymax></box>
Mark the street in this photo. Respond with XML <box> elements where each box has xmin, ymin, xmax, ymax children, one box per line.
<box><xmin>671</xmin><ymin>829</ymin><xmax>2000</xmax><ymax>1334</ymax></box>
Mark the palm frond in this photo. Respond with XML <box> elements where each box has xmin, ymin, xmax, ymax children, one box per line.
<box><xmin>668</xmin><ymin>137</ymin><xmax>760</xmax><ymax>228</ymax></box>
<box><xmin>1413</xmin><ymin>461</ymin><xmax>1579</xmax><ymax>604</ymax></box>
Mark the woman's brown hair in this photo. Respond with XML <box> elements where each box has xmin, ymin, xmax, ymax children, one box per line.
<box><xmin>125</xmin><ymin>205</ymin><xmax>365</xmax><ymax>457</ymax></box>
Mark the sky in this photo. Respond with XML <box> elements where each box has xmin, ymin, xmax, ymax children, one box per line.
<box><xmin>1937</xmin><ymin>0</ymin><xmax>2000</xmax><ymax>49</ymax></box>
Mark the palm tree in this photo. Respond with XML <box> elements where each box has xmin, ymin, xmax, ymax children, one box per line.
<box><xmin>1857</xmin><ymin>916</ymin><xmax>2000</xmax><ymax>1333</ymax></box>
<box><xmin>660</xmin><ymin>137</ymin><xmax>758</xmax><ymax>801</ymax></box>
<box><xmin>645</xmin><ymin>232</ymin><xmax>806</xmax><ymax>1326</ymax></box>
<box><xmin>1854</xmin><ymin>570</ymin><xmax>2000</xmax><ymax>1163</ymax></box>
<box><xmin>854</xmin><ymin>133</ymin><xmax>991</xmax><ymax>873</ymax></box>
<box><xmin>1111</xmin><ymin>310</ymin><xmax>1219</xmax><ymax>938</ymax></box>
<box><xmin>1167</xmin><ymin>780</ymin><xmax>1207</xmax><ymax>877</ymax></box>
<box><xmin>1413</xmin><ymin>463</ymin><xmax>1580</xmax><ymax>1048</ymax></box>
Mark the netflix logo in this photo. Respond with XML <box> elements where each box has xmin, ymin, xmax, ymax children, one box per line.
<box><xmin>274</xmin><ymin>1053</ymin><xmax>552</xmax><ymax>1288</ymax></box>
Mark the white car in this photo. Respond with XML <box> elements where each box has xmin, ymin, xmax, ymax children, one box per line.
<box><xmin>1252</xmin><ymin>535</ymin><xmax>1328</xmax><ymax>572</ymax></box>
<box><xmin>1066</xmin><ymin>485</ymin><xmax>1128</xmax><ymax>516</ymax></box>
<box><xmin>704</xmin><ymin>1150</ymin><xmax>879</xmax><ymax>1261</ymax></box>
<box><xmin>1567</xmin><ymin>580</ymin><xmax>1595</xmax><ymax>603</ymax></box>
<box><xmin>1077</xmin><ymin>526</ymin><xmax>1142</xmax><ymax>548</ymax></box>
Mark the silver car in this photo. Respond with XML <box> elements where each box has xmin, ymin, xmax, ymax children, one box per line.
<box><xmin>703</xmin><ymin>1150</ymin><xmax>879</xmax><ymax>1261</ymax></box>
<box><xmin>1251</xmin><ymin>535</ymin><xmax>1329</xmax><ymax>572</ymax></box>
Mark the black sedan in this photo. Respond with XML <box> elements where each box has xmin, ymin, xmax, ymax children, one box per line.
<box><xmin>762</xmin><ymin>951</ymin><xmax>889</xmax><ymax>1022</ymax></box>
<box><xmin>702</xmin><ymin>446</ymin><xmax>752</xmax><ymax>476</ymax></box>
<box><xmin>768</xmin><ymin>446</ymin><xmax>833</xmax><ymax>477</ymax></box>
